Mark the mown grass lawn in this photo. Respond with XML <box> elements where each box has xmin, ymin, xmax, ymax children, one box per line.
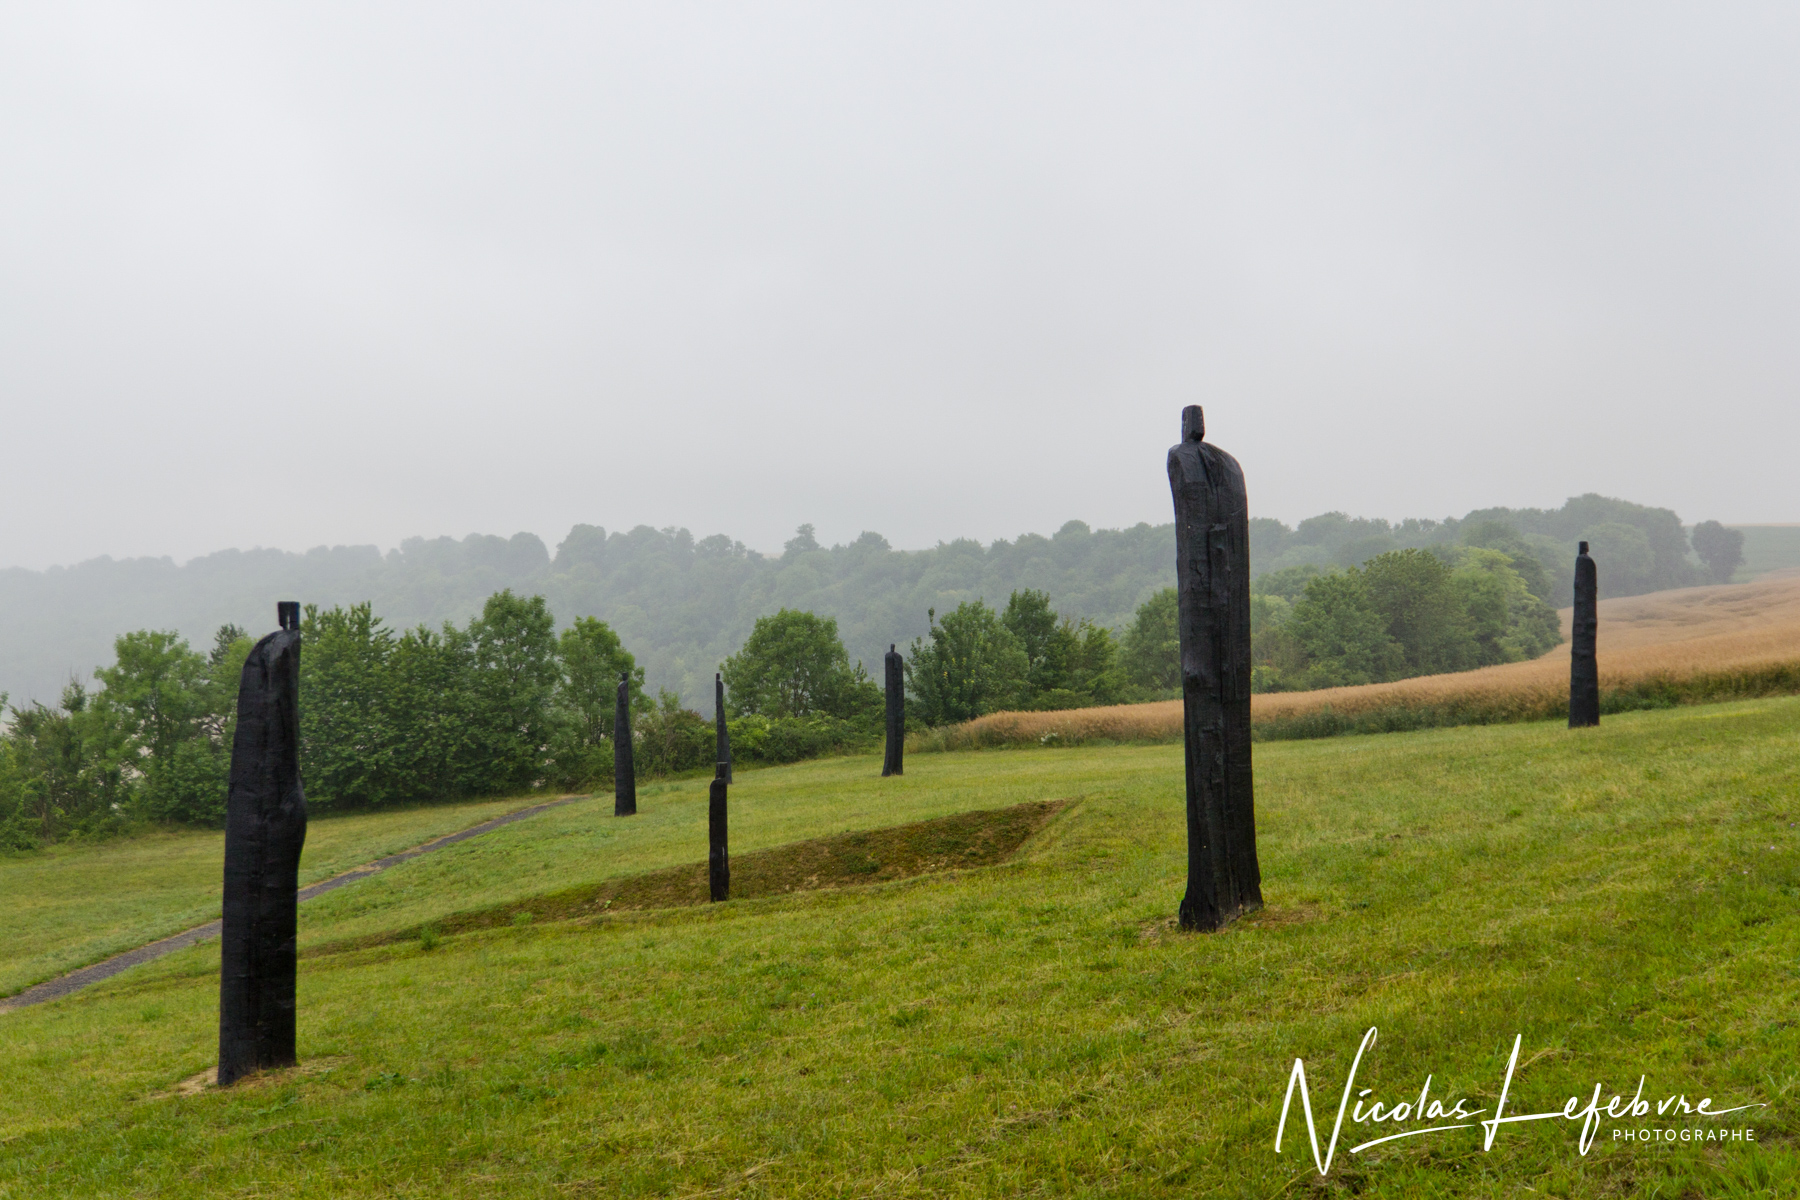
<box><xmin>0</xmin><ymin>793</ymin><xmax>563</xmax><ymax>997</ymax></box>
<box><xmin>2</xmin><ymin>698</ymin><xmax>1798</xmax><ymax>1198</ymax></box>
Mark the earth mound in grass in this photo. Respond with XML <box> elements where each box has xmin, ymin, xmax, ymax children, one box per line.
<box><xmin>309</xmin><ymin>798</ymin><xmax>1068</xmax><ymax>954</ymax></box>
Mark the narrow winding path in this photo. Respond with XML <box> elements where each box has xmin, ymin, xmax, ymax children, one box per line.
<box><xmin>0</xmin><ymin>794</ymin><xmax>588</xmax><ymax>1013</ymax></box>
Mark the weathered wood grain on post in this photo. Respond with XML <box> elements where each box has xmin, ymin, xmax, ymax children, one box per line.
<box><xmin>1168</xmin><ymin>407</ymin><xmax>1262</xmax><ymax>931</ymax></box>
<box><xmin>614</xmin><ymin>672</ymin><xmax>637</xmax><ymax>816</ymax></box>
<box><xmin>1570</xmin><ymin>541</ymin><xmax>1600</xmax><ymax>727</ymax></box>
<box><xmin>882</xmin><ymin>644</ymin><xmax>904</xmax><ymax>777</ymax></box>
<box><xmin>218</xmin><ymin>601</ymin><xmax>307</xmax><ymax>1086</ymax></box>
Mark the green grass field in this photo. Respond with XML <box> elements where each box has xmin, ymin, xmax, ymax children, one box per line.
<box><xmin>0</xmin><ymin>793</ymin><xmax>560</xmax><ymax>998</ymax></box>
<box><xmin>2</xmin><ymin>698</ymin><xmax>1797</xmax><ymax>1197</ymax></box>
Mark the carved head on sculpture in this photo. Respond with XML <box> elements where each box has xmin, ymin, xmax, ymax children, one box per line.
<box><xmin>1181</xmin><ymin>406</ymin><xmax>1205</xmax><ymax>443</ymax></box>
<box><xmin>1579</xmin><ymin>541</ymin><xmax>1589</xmax><ymax>555</ymax></box>
<box><xmin>277</xmin><ymin>601</ymin><xmax>300</xmax><ymax>631</ymax></box>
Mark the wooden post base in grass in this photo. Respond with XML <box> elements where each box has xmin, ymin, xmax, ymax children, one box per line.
<box><xmin>883</xmin><ymin>644</ymin><xmax>904</xmax><ymax>777</ymax></box>
<box><xmin>709</xmin><ymin>766</ymin><xmax>729</xmax><ymax>902</ymax></box>
<box><xmin>218</xmin><ymin>602</ymin><xmax>308</xmax><ymax>1087</ymax></box>
<box><xmin>1570</xmin><ymin>541</ymin><xmax>1600</xmax><ymax>728</ymax></box>
<box><xmin>615</xmin><ymin>672</ymin><xmax>637</xmax><ymax>816</ymax></box>
<box><xmin>1167</xmin><ymin>407</ymin><xmax>1262</xmax><ymax>932</ymax></box>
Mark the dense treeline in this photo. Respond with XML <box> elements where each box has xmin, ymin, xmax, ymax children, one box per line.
<box><xmin>1100</xmin><ymin>523</ymin><xmax>1564</xmax><ymax>696</ymax></box>
<box><xmin>0</xmin><ymin>627</ymin><xmax>252</xmax><ymax>848</ymax></box>
<box><xmin>0</xmin><ymin>522</ymin><xmax>1170</xmax><ymax>713</ymax></box>
<box><xmin>906</xmin><ymin>590</ymin><xmax>1127</xmax><ymax>725</ymax></box>
<box><xmin>0</xmin><ymin>493</ymin><xmax>1749</xmax><ymax>711</ymax></box>
<box><xmin>0</xmin><ymin>497</ymin><xmax>1756</xmax><ymax>847</ymax></box>
<box><xmin>0</xmin><ymin>582</ymin><xmax>1143</xmax><ymax>846</ymax></box>
<box><xmin>1251</xmin><ymin>493</ymin><xmax>1739</xmax><ymax>607</ymax></box>
<box><xmin>1246</xmin><ymin>541</ymin><xmax>1562</xmax><ymax>691</ymax></box>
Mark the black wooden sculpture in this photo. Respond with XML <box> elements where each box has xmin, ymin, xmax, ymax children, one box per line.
<box><xmin>715</xmin><ymin>672</ymin><xmax>732</xmax><ymax>784</ymax></box>
<box><xmin>709</xmin><ymin>762</ymin><xmax>729</xmax><ymax>902</ymax></box>
<box><xmin>218</xmin><ymin>601</ymin><xmax>308</xmax><ymax>1086</ymax></box>
<box><xmin>1168</xmin><ymin>406</ymin><xmax>1262</xmax><ymax>931</ymax></box>
<box><xmin>1569</xmin><ymin>540</ymin><xmax>1600</xmax><ymax>728</ymax></box>
<box><xmin>614</xmin><ymin>672</ymin><xmax>637</xmax><ymax>816</ymax></box>
<box><xmin>882</xmin><ymin>643</ymin><xmax>904</xmax><ymax>777</ymax></box>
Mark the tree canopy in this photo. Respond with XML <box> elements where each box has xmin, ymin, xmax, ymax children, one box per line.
<box><xmin>0</xmin><ymin>495</ymin><xmax>1750</xmax><ymax>711</ymax></box>
<box><xmin>721</xmin><ymin>609</ymin><xmax>876</xmax><ymax>721</ymax></box>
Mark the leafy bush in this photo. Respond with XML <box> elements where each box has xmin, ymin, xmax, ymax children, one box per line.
<box><xmin>1118</xmin><ymin>588</ymin><xmax>1178</xmax><ymax>696</ymax></box>
<box><xmin>1248</xmin><ymin>538</ymin><xmax>1563</xmax><ymax>693</ymax></box>
<box><xmin>726</xmin><ymin>712</ymin><xmax>875</xmax><ymax>766</ymax></box>
<box><xmin>905</xmin><ymin>601</ymin><xmax>1027</xmax><ymax>726</ymax></box>
<box><xmin>631</xmin><ymin>694</ymin><xmax>715</xmax><ymax>778</ymax></box>
<box><xmin>721</xmin><ymin>609</ymin><xmax>879</xmax><ymax>722</ymax></box>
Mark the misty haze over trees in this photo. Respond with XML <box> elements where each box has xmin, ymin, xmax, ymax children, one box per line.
<box><xmin>0</xmin><ymin>493</ymin><xmax>1744</xmax><ymax>712</ymax></box>
<box><xmin>0</xmin><ymin>492</ymin><xmax>1762</xmax><ymax>846</ymax></box>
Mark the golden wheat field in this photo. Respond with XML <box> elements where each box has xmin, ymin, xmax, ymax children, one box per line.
<box><xmin>921</xmin><ymin>571</ymin><xmax>1800</xmax><ymax>747</ymax></box>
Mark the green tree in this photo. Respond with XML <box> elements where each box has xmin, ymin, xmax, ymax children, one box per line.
<box><xmin>468</xmin><ymin>590</ymin><xmax>561</xmax><ymax>792</ymax></box>
<box><xmin>905</xmin><ymin>601</ymin><xmax>1028</xmax><ymax>725</ymax></box>
<box><xmin>1119</xmin><ymin>588</ymin><xmax>1179</xmax><ymax>696</ymax></box>
<box><xmin>386</xmin><ymin>622</ymin><xmax>483</xmax><ymax>803</ymax></box>
<box><xmin>1250</xmin><ymin>593</ymin><xmax>1308</xmax><ymax>692</ymax></box>
<box><xmin>93</xmin><ymin>631</ymin><xmax>209</xmax><ymax>772</ymax></box>
<box><xmin>631</xmin><ymin>690</ymin><xmax>715</xmax><ymax>777</ymax></box>
<box><xmin>1360</xmin><ymin>550</ymin><xmax>1474</xmax><ymax>676</ymax></box>
<box><xmin>201</xmin><ymin>625</ymin><xmax>253</xmax><ymax>743</ymax></box>
<box><xmin>1</xmin><ymin>681</ymin><xmax>129</xmax><ymax>842</ymax></box>
<box><xmin>549</xmin><ymin>616</ymin><xmax>644</xmax><ymax>788</ymax></box>
<box><xmin>0</xmin><ymin>700</ymin><xmax>28</xmax><ymax>851</ymax></box>
<box><xmin>555</xmin><ymin>617</ymin><xmax>645</xmax><ymax>741</ymax></box>
<box><xmin>1252</xmin><ymin>564</ymin><xmax>1325</xmax><ymax>602</ymax></box>
<box><xmin>210</xmin><ymin>624</ymin><xmax>249</xmax><ymax>665</ymax></box>
<box><xmin>1063</xmin><ymin>620</ymin><xmax>1123</xmax><ymax>706</ymax></box>
<box><xmin>1000</xmin><ymin>590</ymin><xmax>1067</xmax><ymax>698</ymax></box>
<box><xmin>1581</xmin><ymin>522</ymin><xmax>1656</xmax><ymax>597</ymax></box>
<box><xmin>994</xmin><ymin>590</ymin><xmax>1122</xmax><ymax>709</ymax></box>
<box><xmin>1690</xmin><ymin>520</ymin><xmax>1745</xmax><ymax>584</ymax></box>
<box><xmin>1444</xmin><ymin>548</ymin><xmax>1562</xmax><ymax>664</ymax></box>
<box><xmin>721</xmin><ymin>609</ymin><xmax>875</xmax><ymax>721</ymax></box>
<box><xmin>1285</xmin><ymin>571</ymin><xmax>1404</xmax><ymax>688</ymax></box>
<box><xmin>92</xmin><ymin>630</ymin><xmax>221</xmax><ymax>822</ymax></box>
<box><xmin>300</xmin><ymin>603</ymin><xmax>400</xmax><ymax>810</ymax></box>
<box><xmin>1460</xmin><ymin>521</ymin><xmax>1553</xmax><ymax>601</ymax></box>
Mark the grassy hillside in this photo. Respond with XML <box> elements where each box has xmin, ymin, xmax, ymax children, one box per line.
<box><xmin>2</xmin><ymin>699</ymin><xmax>1796</xmax><ymax>1197</ymax></box>
<box><xmin>0</xmin><ymin>794</ymin><xmax>549</xmax><ymax>999</ymax></box>
<box><xmin>3</xmin><ymin>747</ymin><xmax>1174</xmax><ymax>998</ymax></box>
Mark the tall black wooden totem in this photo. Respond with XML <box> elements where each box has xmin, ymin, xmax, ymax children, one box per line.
<box><xmin>218</xmin><ymin>601</ymin><xmax>307</xmax><ymax>1086</ymax></box>
<box><xmin>715</xmin><ymin>673</ymin><xmax>733</xmax><ymax>784</ymax></box>
<box><xmin>709</xmin><ymin>762</ymin><xmax>729</xmax><ymax>902</ymax></box>
<box><xmin>882</xmin><ymin>644</ymin><xmax>904</xmax><ymax>777</ymax></box>
<box><xmin>1569</xmin><ymin>540</ymin><xmax>1600</xmax><ymax>727</ymax></box>
<box><xmin>614</xmin><ymin>672</ymin><xmax>637</xmax><ymax>816</ymax></box>
<box><xmin>1168</xmin><ymin>407</ymin><xmax>1262</xmax><ymax>931</ymax></box>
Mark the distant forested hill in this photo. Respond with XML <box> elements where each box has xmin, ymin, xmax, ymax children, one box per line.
<box><xmin>0</xmin><ymin>493</ymin><xmax>1733</xmax><ymax>709</ymax></box>
<box><xmin>1251</xmin><ymin>493</ymin><xmax>1714</xmax><ymax>608</ymax></box>
<box><xmin>0</xmin><ymin>522</ymin><xmax>1171</xmax><ymax>710</ymax></box>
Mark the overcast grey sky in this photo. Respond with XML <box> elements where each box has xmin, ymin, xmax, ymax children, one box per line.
<box><xmin>3</xmin><ymin>2</ymin><xmax>1795</xmax><ymax>570</ymax></box>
